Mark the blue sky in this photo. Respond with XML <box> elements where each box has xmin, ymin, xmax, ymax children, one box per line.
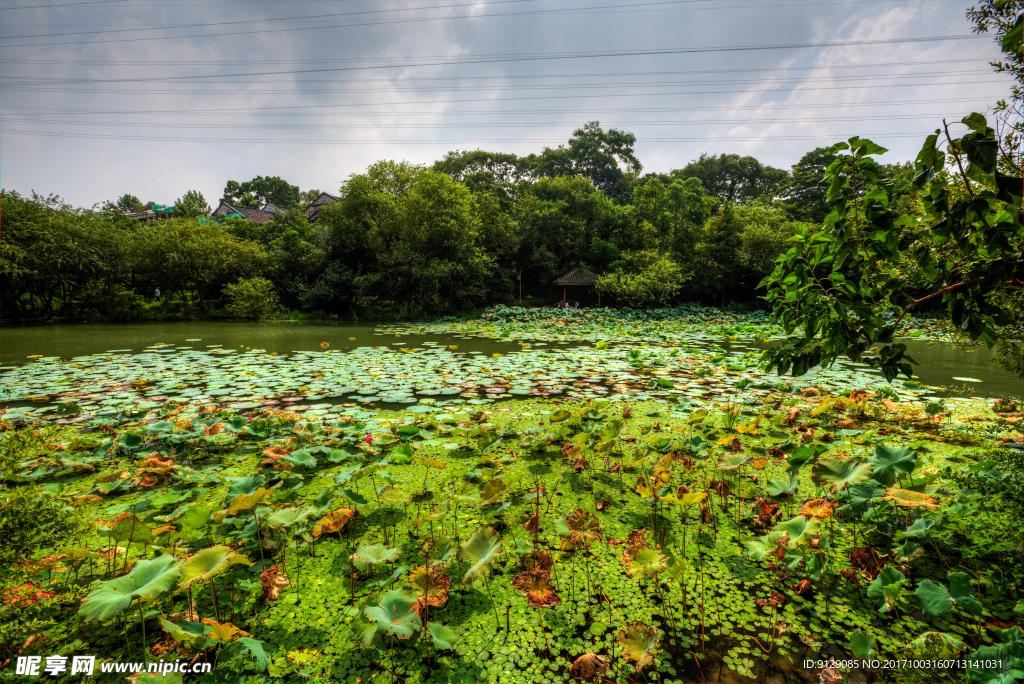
<box><xmin>0</xmin><ymin>0</ymin><xmax>1014</xmax><ymax>207</ymax></box>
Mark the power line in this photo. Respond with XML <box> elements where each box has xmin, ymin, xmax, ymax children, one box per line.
<box><xmin>0</xmin><ymin>110</ymin><xmax>984</xmax><ymax>130</ymax></box>
<box><xmin>0</xmin><ymin>127</ymin><xmax>945</xmax><ymax>145</ymax></box>
<box><xmin>1</xmin><ymin>77</ymin><xmax>1003</xmax><ymax>108</ymax></box>
<box><xmin>0</xmin><ymin>0</ymin><xmax>534</xmax><ymax>40</ymax></box>
<box><xmin>2</xmin><ymin>96</ymin><xmax>994</xmax><ymax>118</ymax></box>
<box><xmin>0</xmin><ymin>35</ymin><xmax>988</xmax><ymax>83</ymax></box>
<box><xmin>1</xmin><ymin>67</ymin><xmax>991</xmax><ymax>89</ymax></box>
<box><xmin>0</xmin><ymin>0</ymin><xmax>924</xmax><ymax>45</ymax></box>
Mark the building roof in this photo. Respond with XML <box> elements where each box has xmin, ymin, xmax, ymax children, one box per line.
<box><xmin>554</xmin><ymin>267</ymin><xmax>599</xmax><ymax>287</ymax></box>
<box><xmin>212</xmin><ymin>201</ymin><xmax>276</xmax><ymax>225</ymax></box>
<box><xmin>304</xmin><ymin>192</ymin><xmax>340</xmax><ymax>221</ymax></box>
<box><xmin>261</xmin><ymin>203</ymin><xmax>286</xmax><ymax>214</ymax></box>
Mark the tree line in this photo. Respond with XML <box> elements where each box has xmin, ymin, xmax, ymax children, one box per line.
<box><xmin>0</xmin><ymin>130</ymin><xmax>928</xmax><ymax>322</ymax></box>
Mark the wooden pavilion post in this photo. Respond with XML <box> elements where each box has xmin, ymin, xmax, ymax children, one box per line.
<box><xmin>563</xmin><ymin>288</ymin><xmax>566</xmax><ymax>306</ymax></box>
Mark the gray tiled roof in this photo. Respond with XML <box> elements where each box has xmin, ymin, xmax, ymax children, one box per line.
<box><xmin>554</xmin><ymin>268</ymin><xmax>599</xmax><ymax>286</ymax></box>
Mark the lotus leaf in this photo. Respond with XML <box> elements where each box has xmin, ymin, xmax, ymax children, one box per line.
<box><xmin>351</xmin><ymin>543</ymin><xmax>401</xmax><ymax>566</ymax></box>
<box><xmin>908</xmin><ymin>632</ymin><xmax>966</xmax><ymax>659</ymax></box>
<box><xmin>811</xmin><ymin>457</ymin><xmax>873</xmax><ymax>491</ymax></box>
<box><xmin>772</xmin><ymin>516</ymin><xmax>820</xmax><ymax>549</ymax></box>
<box><xmin>80</xmin><ymin>554</ymin><xmax>181</xmax><ymax>622</ymax></box>
<box><xmin>457</xmin><ymin>526</ymin><xmax>503</xmax><ymax>585</ymax></box>
<box><xmin>312</xmin><ymin>508</ymin><xmax>355</xmax><ymax>537</ymax></box>
<box><xmin>179</xmin><ymin>546</ymin><xmax>252</xmax><ymax>589</ymax></box>
<box><xmin>866</xmin><ymin>567</ymin><xmax>906</xmax><ymax>614</ymax></box>
<box><xmin>617</xmin><ymin>622</ymin><xmax>659</xmax><ymax>673</ymax></box>
<box><xmin>915</xmin><ymin>572</ymin><xmax>983</xmax><ymax>619</ymax></box>
<box><xmin>883</xmin><ymin>488</ymin><xmax>938</xmax><ymax>509</ymax></box>
<box><xmin>868</xmin><ymin>444</ymin><xmax>917</xmax><ymax>486</ymax></box>
<box><xmin>363</xmin><ymin>590</ymin><xmax>422</xmax><ymax>639</ymax></box>
<box><xmin>426</xmin><ymin>621</ymin><xmax>457</xmax><ymax>650</ymax></box>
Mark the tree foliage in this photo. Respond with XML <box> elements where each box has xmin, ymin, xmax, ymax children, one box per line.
<box><xmin>222</xmin><ymin>176</ymin><xmax>301</xmax><ymax>209</ymax></box>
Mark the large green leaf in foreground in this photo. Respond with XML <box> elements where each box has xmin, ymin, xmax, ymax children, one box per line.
<box><xmin>80</xmin><ymin>554</ymin><xmax>181</xmax><ymax>622</ymax></box>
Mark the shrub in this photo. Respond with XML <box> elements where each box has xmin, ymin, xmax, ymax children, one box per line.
<box><xmin>223</xmin><ymin>277</ymin><xmax>282</xmax><ymax>320</ymax></box>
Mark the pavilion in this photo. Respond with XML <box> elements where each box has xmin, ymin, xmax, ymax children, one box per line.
<box><xmin>553</xmin><ymin>267</ymin><xmax>601</xmax><ymax>307</ymax></box>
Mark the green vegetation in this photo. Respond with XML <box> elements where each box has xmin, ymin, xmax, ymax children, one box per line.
<box><xmin>0</xmin><ymin>315</ymin><xmax>1022</xmax><ymax>683</ymax></box>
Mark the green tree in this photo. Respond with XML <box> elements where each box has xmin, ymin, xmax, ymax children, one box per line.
<box><xmin>761</xmin><ymin>122</ymin><xmax>1022</xmax><ymax>381</ymax></box>
<box><xmin>595</xmin><ymin>251</ymin><xmax>688</xmax><ymax>308</ymax></box>
<box><xmin>783</xmin><ymin>147</ymin><xmax>839</xmax><ymax>223</ymax></box>
<box><xmin>532</xmin><ymin>122</ymin><xmax>642</xmax><ymax>203</ymax></box>
<box><xmin>223</xmin><ymin>277</ymin><xmax>282</xmax><ymax>320</ymax></box>
<box><xmin>173</xmin><ymin>190</ymin><xmax>211</xmax><ymax>219</ymax></box>
<box><xmin>692</xmin><ymin>204</ymin><xmax>746</xmax><ymax>303</ymax></box>
<box><xmin>260</xmin><ymin>210</ymin><xmax>329</xmax><ymax>310</ymax></box>
<box><xmin>131</xmin><ymin>219</ymin><xmax>267</xmax><ymax>312</ymax></box>
<box><xmin>222</xmin><ymin>176</ymin><xmax>301</xmax><ymax>209</ymax></box>
<box><xmin>760</xmin><ymin>11</ymin><xmax>1023</xmax><ymax>381</ymax></box>
<box><xmin>967</xmin><ymin>1</ymin><xmax>1022</xmax><ymax>176</ymax></box>
<box><xmin>734</xmin><ymin>202</ymin><xmax>799</xmax><ymax>278</ymax></box>
<box><xmin>676</xmin><ymin>153</ymin><xmax>789</xmax><ymax>206</ymax></box>
<box><xmin>0</xmin><ymin>191</ymin><xmax>127</xmax><ymax>319</ymax></box>
<box><xmin>115</xmin><ymin>194</ymin><xmax>145</xmax><ymax>213</ymax></box>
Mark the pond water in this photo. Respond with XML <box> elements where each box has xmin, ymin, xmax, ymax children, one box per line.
<box><xmin>0</xmin><ymin>321</ymin><xmax>1019</xmax><ymax>404</ymax></box>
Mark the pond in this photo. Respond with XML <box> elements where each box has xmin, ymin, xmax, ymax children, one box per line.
<box><xmin>2</xmin><ymin>311</ymin><xmax>1021</xmax><ymax>684</ymax></box>
<box><xmin>1</xmin><ymin>320</ymin><xmax>1019</xmax><ymax>404</ymax></box>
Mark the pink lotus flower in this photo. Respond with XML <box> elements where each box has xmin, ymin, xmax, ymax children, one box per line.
<box><xmin>364</xmin><ymin>435</ymin><xmax>373</xmax><ymax>444</ymax></box>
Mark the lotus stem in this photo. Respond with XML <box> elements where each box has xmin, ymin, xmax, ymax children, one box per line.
<box><xmin>210</xmin><ymin>578</ymin><xmax>221</xmax><ymax>622</ymax></box>
<box><xmin>138</xmin><ymin>604</ymin><xmax>147</xmax><ymax>664</ymax></box>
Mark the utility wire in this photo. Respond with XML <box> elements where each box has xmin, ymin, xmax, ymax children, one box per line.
<box><xmin>1</xmin><ymin>96</ymin><xmax>993</xmax><ymax>117</ymax></box>
<box><xmin>0</xmin><ymin>128</ymin><xmax>945</xmax><ymax>144</ymax></box>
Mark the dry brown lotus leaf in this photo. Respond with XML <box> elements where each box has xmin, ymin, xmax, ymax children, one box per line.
<box><xmin>175</xmin><ymin>419</ymin><xmax>193</xmax><ymax>430</ymax></box>
<box><xmin>262</xmin><ymin>445</ymin><xmax>290</xmax><ymax>459</ymax></box>
<box><xmin>836</xmin><ymin>419</ymin><xmax>859</xmax><ymax>430</ymax></box>
<box><xmin>72</xmin><ymin>494</ymin><xmax>103</xmax><ymax>507</ymax></box>
<box><xmin>523</xmin><ymin>514</ymin><xmax>540</xmax><ymax>534</ymax></box>
<box><xmin>22</xmin><ymin>632</ymin><xmax>48</xmax><ymax>651</ymax></box>
<box><xmin>149</xmin><ymin>635</ymin><xmax>187</xmax><ymax>658</ymax></box>
<box><xmin>2</xmin><ymin>582</ymin><xmax>56</xmax><ymax>607</ymax></box>
<box><xmin>409</xmin><ymin>566</ymin><xmax>451</xmax><ymax>612</ymax></box>
<box><xmin>512</xmin><ymin>570</ymin><xmax>562</xmax><ymax>608</ymax></box>
<box><xmin>571</xmin><ymin>453</ymin><xmax>588</xmax><ymax>472</ymax></box>
<box><xmin>784</xmin><ymin>407</ymin><xmax>802</xmax><ymax>426</ymax></box>
<box><xmin>312</xmin><ymin>508</ymin><xmax>355</xmax><ymax>538</ymax></box>
<box><xmin>201</xmin><ymin>618</ymin><xmax>250</xmax><ymax>642</ymax></box>
<box><xmin>562</xmin><ymin>442</ymin><xmax>582</xmax><ymax>457</ymax></box>
<box><xmin>793</xmin><ymin>579</ymin><xmax>814</xmax><ymax>597</ymax></box>
<box><xmin>839</xmin><ymin>568</ymin><xmax>861</xmax><ymax>587</ymax></box>
<box><xmin>271</xmin><ymin>411</ymin><xmax>303</xmax><ymax>421</ymax></box>
<box><xmin>569</xmin><ymin>653</ymin><xmax>609</xmax><ymax>682</ymax></box>
<box><xmin>203</xmin><ymin>422</ymin><xmax>225</xmax><ymax>437</ymax></box>
<box><xmin>800</xmin><ymin>429</ymin><xmax>815</xmax><ymax>443</ymax></box>
<box><xmin>136</xmin><ymin>474</ymin><xmax>159</xmax><ymax>488</ymax></box>
<box><xmin>882</xmin><ymin>488</ymin><xmax>939</xmax><ymax>510</ymax></box>
<box><xmin>145</xmin><ymin>455</ymin><xmax>175</xmax><ymax>469</ymax></box>
<box><xmin>700</xmin><ymin>505</ymin><xmax>713</xmax><ymax>524</ymax></box>
<box><xmin>676</xmin><ymin>484</ymin><xmax>690</xmax><ymax>496</ymax></box>
<box><xmin>525</xmin><ymin>549</ymin><xmax>554</xmax><ymax>572</ymax></box>
<box><xmin>259</xmin><ymin>563</ymin><xmax>290</xmax><ymax>602</ymax></box>
<box><xmin>596</xmin><ymin>499</ymin><xmax>611</xmax><ymax>511</ymax></box>
<box><xmin>799</xmin><ymin>498</ymin><xmax>835</xmax><ymax>520</ymax></box>
<box><xmin>819</xmin><ymin>659</ymin><xmax>843</xmax><ymax>684</ymax></box>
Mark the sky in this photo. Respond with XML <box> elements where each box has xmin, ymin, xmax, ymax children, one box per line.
<box><xmin>0</xmin><ymin>0</ymin><xmax>1014</xmax><ymax>208</ymax></box>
